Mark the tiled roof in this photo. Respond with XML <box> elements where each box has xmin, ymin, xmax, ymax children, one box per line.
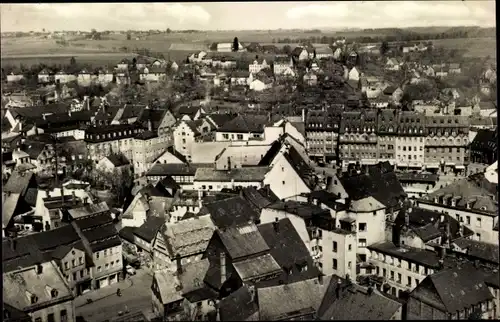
<box><xmin>200</xmin><ymin>196</ymin><xmax>260</xmax><ymax>229</ymax></box>
<box><xmin>284</xmin><ymin>146</ymin><xmax>317</xmax><ymax>190</ymax></box>
<box><xmin>219</xmin><ymin>285</ymin><xmax>259</xmax><ymax>321</ymax></box>
<box><xmin>218</xmin><ymin>114</ymin><xmax>269</xmax><ymax>133</ymax></box>
<box><xmin>154</xmin><ymin>269</ymin><xmax>183</xmax><ymax>305</ymax></box>
<box><xmin>3</xmin><ymin>261</ymin><xmax>73</xmax><ymax>311</ymax></box>
<box><xmin>266</xmin><ymin>200</ymin><xmax>328</xmax><ymax>219</ymax></box>
<box><xmin>421</xmin><ymin>178</ymin><xmax>498</xmax><ymax>214</ymax></box>
<box><xmin>166</xmin><ymin>215</ymin><xmax>215</xmax><ymax>257</ymax></box>
<box><xmin>194</xmin><ymin>166</ymin><xmax>269</xmax><ymax>182</ymax></box>
<box><xmin>104</xmin><ymin>153</ymin><xmax>130</xmax><ymax>167</ymax></box>
<box><xmin>4</xmin><ymin>171</ymin><xmax>35</xmax><ymax>195</ymax></box>
<box><xmin>257</xmin><ymin>277</ymin><xmax>325</xmax><ymax>320</ymax></box>
<box><xmin>350</xmin><ymin>196</ymin><xmax>386</xmax><ymax>212</ymax></box>
<box><xmin>217</xmin><ymin>223</ymin><xmax>269</xmax><ymax>260</ymax></box>
<box><xmin>416</xmin><ymin>264</ymin><xmax>494</xmax><ymax>313</ymax></box>
<box><xmin>146</xmin><ymin>163</ymin><xmax>199</xmax><ymax>176</ymax></box>
<box><xmin>258</xmin><ymin>218</ymin><xmax>320</xmax><ymax>283</ymax></box>
<box><xmin>241</xmin><ymin>186</ymin><xmax>274</xmax><ymax>210</ymax></box>
<box><xmin>205</xmin><ymin>113</ymin><xmax>238</xmax><ymax>128</ymax></box>
<box><xmin>232</xmin><ymin>253</ymin><xmax>281</xmax><ymax>281</ymax></box>
<box><xmin>2</xmin><ymin>193</ymin><xmax>21</xmax><ymax>227</ymax></box>
<box><xmin>339</xmin><ymin>163</ymin><xmax>406</xmax><ymax>210</ymax></box>
<box><xmin>452</xmin><ymin>239</ymin><xmax>499</xmax><ymax>264</ymax></box>
<box><xmin>134</xmin><ymin>216</ymin><xmax>166</xmax><ymax>242</ymax></box>
<box><xmin>321</xmin><ymin>285</ymin><xmax>402</xmax><ymax>320</ymax></box>
<box><xmin>67</xmin><ymin>202</ymin><xmax>110</xmax><ymax>220</ymax></box>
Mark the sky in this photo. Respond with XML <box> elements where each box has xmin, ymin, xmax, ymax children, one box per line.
<box><xmin>0</xmin><ymin>1</ymin><xmax>496</xmax><ymax>32</ymax></box>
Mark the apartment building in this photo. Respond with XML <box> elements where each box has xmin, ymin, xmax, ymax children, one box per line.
<box><xmin>85</xmin><ymin>124</ymin><xmax>142</xmax><ymax>162</ymax></box>
<box><xmin>424</xmin><ymin>115</ymin><xmax>469</xmax><ymax>173</ymax></box>
<box><xmin>376</xmin><ymin>109</ymin><xmax>398</xmax><ymax>164</ymax></box>
<box><xmin>132</xmin><ymin>120</ymin><xmax>169</xmax><ymax>177</ymax></box>
<box><xmin>304</xmin><ymin>108</ymin><xmax>342</xmax><ymax>164</ymax></box>
<box><xmin>394</xmin><ymin>111</ymin><xmax>426</xmax><ymax>170</ymax></box>
<box><xmin>338</xmin><ymin>110</ymin><xmax>378</xmax><ymax>168</ymax></box>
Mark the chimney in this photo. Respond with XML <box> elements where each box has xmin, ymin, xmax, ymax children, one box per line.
<box><xmin>458</xmin><ymin>223</ymin><xmax>464</xmax><ymax>237</ymax></box>
<box><xmin>197</xmin><ymin>189</ymin><xmax>203</xmax><ymax>209</ymax></box>
<box><xmin>248</xmin><ymin>285</ymin><xmax>256</xmax><ymax>303</ymax></box>
<box><xmin>220</xmin><ymin>252</ymin><xmax>227</xmax><ymax>286</ymax></box>
<box><xmin>227</xmin><ymin>157</ymin><xmax>231</xmax><ymax>171</ymax></box>
<box><xmin>302</xmin><ymin>108</ymin><xmax>306</xmax><ymax>122</ymax></box>
<box><xmin>440</xmin><ymin>214</ymin><xmax>445</xmax><ymax>223</ymax></box>
<box><xmin>45</xmin><ymin>221</ymin><xmax>50</xmax><ymax>231</ymax></box>
<box><xmin>273</xmin><ymin>217</ymin><xmax>279</xmax><ymax>233</ymax></box>
<box><xmin>404</xmin><ymin>211</ymin><xmax>410</xmax><ymax>227</ymax></box>
<box><xmin>147</xmin><ymin>119</ymin><xmax>152</xmax><ymax>132</ymax></box>
<box><xmin>84</xmin><ymin>197</ymin><xmax>89</xmax><ymax>205</ymax></box>
<box><xmin>10</xmin><ymin>238</ymin><xmax>16</xmax><ymax>251</ymax></box>
<box><xmin>335</xmin><ymin>278</ymin><xmax>342</xmax><ymax>298</ymax></box>
<box><xmin>68</xmin><ymin>109</ymin><xmax>72</xmax><ymax>117</ymax></box>
<box><xmin>367</xmin><ymin>286</ymin><xmax>374</xmax><ymax>295</ymax></box>
<box><xmin>318</xmin><ymin>273</ymin><xmax>324</xmax><ymax>285</ymax></box>
<box><xmin>176</xmin><ymin>254</ymin><xmax>182</xmax><ymax>274</ymax></box>
<box><xmin>72</xmin><ymin>191</ymin><xmax>77</xmax><ymax>205</ymax></box>
<box><xmin>46</xmin><ymin>190</ymin><xmax>51</xmax><ymax>198</ymax></box>
<box><xmin>36</xmin><ymin>263</ymin><xmax>43</xmax><ymax>274</ymax></box>
<box><xmin>365</xmin><ymin>165</ymin><xmax>369</xmax><ymax>175</ymax></box>
<box><xmin>446</xmin><ymin>221</ymin><xmax>451</xmax><ymax>246</ymax></box>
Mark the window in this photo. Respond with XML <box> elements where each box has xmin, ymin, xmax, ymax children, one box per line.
<box><xmin>397</xmin><ymin>273</ymin><xmax>402</xmax><ymax>283</ymax></box>
<box><xmin>96</xmin><ymin>252</ymin><xmax>100</xmax><ymax>259</ymax></box>
<box><xmin>73</xmin><ymin>272</ymin><xmax>77</xmax><ymax>280</ymax></box>
<box><xmin>390</xmin><ymin>271</ymin><xmax>395</xmax><ymax>280</ymax></box>
<box><xmin>333</xmin><ymin>259</ymin><xmax>338</xmax><ymax>270</ymax></box>
<box><xmin>333</xmin><ymin>241</ymin><xmax>338</xmax><ymax>252</ymax></box>
<box><xmin>358</xmin><ymin>223</ymin><xmax>367</xmax><ymax>231</ymax></box>
<box><xmin>97</xmin><ymin>266</ymin><xmax>102</xmax><ymax>272</ymax></box>
<box><xmin>407</xmin><ymin>276</ymin><xmax>412</xmax><ymax>287</ymax></box>
<box><xmin>105</xmin><ymin>263</ymin><xmax>109</xmax><ymax>269</ymax></box>
<box><xmin>48</xmin><ymin>313</ymin><xmax>55</xmax><ymax>322</ymax></box>
<box><xmin>35</xmin><ymin>318</ymin><xmax>42</xmax><ymax>322</ymax></box>
<box><xmin>64</xmin><ymin>262</ymin><xmax>69</xmax><ymax>269</ymax></box>
<box><xmin>61</xmin><ymin>309</ymin><xmax>68</xmax><ymax>322</ymax></box>
<box><xmin>282</xmin><ymin>181</ymin><xmax>285</xmax><ymax>185</ymax></box>
<box><xmin>476</xmin><ymin>233</ymin><xmax>481</xmax><ymax>241</ymax></box>
<box><xmin>348</xmin><ymin>244</ymin><xmax>352</xmax><ymax>251</ymax></box>
<box><xmin>476</xmin><ymin>218</ymin><xmax>482</xmax><ymax>228</ymax></box>
<box><xmin>80</xmin><ymin>270</ymin><xmax>84</xmax><ymax>278</ymax></box>
<box><xmin>182</xmin><ymin>139</ymin><xmax>186</xmax><ymax>144</ymax></box>
<box><xmin>237</xmin><ymin>134</ymin><xmax>244</xmax><ymax>140</ymax></box>
<box><xmin>416</xmin><ymin>279</ymin><xmax>420</xmax><ymax>285</ymax></box>
<box><xmin>71</xmin><ymin>259</ymin><xmax>75</xmax><ymax>267</ymax></box>
<box><xmin>359</xmin><ymin>239</ymin><xmax>367</xmax><ymax>247</ymax></box>
<box><xmin>383</xmin><ymin>268</ymin><xmax>387</xmax><ymax>277</ymax></box>
<box><xmin>79</xmin><ymin>256</ymin><xmax>83</xmax><ymax>265</ymax></box>
<box><xmin>466</xmin><ymin>216</ymin><xmax>471</xmax><ymax>225</ymax></box>
<box><xmin>348</xmin><ymin>261</ymin><xmax>352</xmax><ymax>269</ymax></box>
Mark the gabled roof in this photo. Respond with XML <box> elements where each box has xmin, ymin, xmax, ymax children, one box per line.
<box><xmin>218</xmin><ymin>114</ymin><xmax>269</xmax><ymax>133</ymax></box>
<box><xmin>217</xmin><ymin>224</ymin><xmax>270</xmax><ymax>260</ymax></box>
<box><xmin>321</xmin><ymin>285</ymin><xmax>402</xmax><ymax>320</ymax></box>
<box><xmin>284</xmin><ymin>146</ymin><xmax>317</xmax><ymax>190</ymax></box>
<box><xmin>200</xmin><ymin>196</ymin><xmax>260</xmax><ymax>229</ymax></box>
<box><xmin>258</xmin><ymin>218</ymin><xmax>319</xmax><ymax>283</ymax></box>
<box><xmin>219</xmin><ymin>285</ymin><xmax>259</xmax><ymax>321</ymax></box>
<box><xmin>165</xmin><ymin>214</ymin><xmax>215</xmax><ymax>257</ymax></box>
<box><xmin>103</xmin><ymin>153</ymin><xmax>130</xmax><ymax>167</ymax></box>
<box><xmin>414</xmin><ymin>264</ymin><xmax>494</xmax><ymax>313</ymax></box>
<box><xmin>134</xmin><ymin>216</ymin><xmax>166</xmax><ymax>242</ymax></box>
<box><xmin>4</xmin><ymin>171</ymin><xmax>35</xmax><ymax>195</ymax></box>
<box><xmin>205</xmin><ymin>113</ymin><xmax>238</xmax><ymax>129</ymax></box>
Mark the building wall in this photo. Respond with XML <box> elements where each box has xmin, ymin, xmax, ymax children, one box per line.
<box><xmin>86</xmin><ymin>137</ymin><xmax>134</xmax><ymax>163</ymax></box>
<box><xmin>263</xmin><ymin>153</ymin><xmax>311</xmax><ymax>200</ymax></box>
<box><xmin>306</xmin><ymin>130</ymin><xmax>338</xmax><ymax>158</ymax></box>
<box><xmin>369</xmin><ymin>250</ymin><xmax>434</xmax><ymax>298</ymax></box>
<box><xmin>215</xmin><ymin>132</ymin><xmax>262</xmax><ymax>142</ymax></box>
<box><xmin>193</xmin><ymin>179</ymin><xmax>263</xmax><ymax>192</ymax></box>
<box><xmin>57</xmin><ymin>248</ymin><xmax>91</xmax><ymax>293</ymax></box>
<box><xmin>122</xmin><ymin>198</ymin><xmax>148</xmax><ymax>228</ymax></box>
<box><xmin>424</xmin><ymin>135</ymin><xmax>468</xmax><ymax>168</ymax></box>
<box><xmin>395</xmin><ymin>136</ymin><xmax>425</xmax><ymax>167</ymax></box>
<box><xmin>30</xmin><ymin>299</ymin><xmax>76</xmax><ymax>322</ymax></box>
<box><xmin>318</xmin><ymin>230</ymin><xmax>357</xmax><ymax>278</ymax></box>
<box><xmin>173</xmin><ymin>122</ymin><xmax>197</xmax><ymax>158</ymax></box>
<box><xmin>336</xmin><ymin>209</ymin><xmax>387</xmax><ymax>257</ymax></box>
<box><xmin>133</xmin><ymin>136</ymin><xmax>168</xmax><ymax>177</ymax></box>
<box><xmin>416</xmin><ymin>201</ymin><xmax>497</xmax><ymax>245</ymax></box>
<box><xmin>377</xmin><ymin>136</ymin><xmax>396</xmax><ymax>162</ymax></box>
<box><xmin>91</xmin><ymin>245</ymin><xmax>123</xmax><ymax>289</ymax></box>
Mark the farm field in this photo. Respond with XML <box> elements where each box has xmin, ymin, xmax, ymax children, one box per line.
<box><xmin>430</xmin><ymin>37</ymin><xmax>496</xmax><ymax>58</ymax></box>
<box><xmin>1</xmin><ymin>53</ymin><xmax>138</xmax><ymax>67</ymax></box>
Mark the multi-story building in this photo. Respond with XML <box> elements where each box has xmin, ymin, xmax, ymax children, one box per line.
<box><xmin>338</xmin><ymin>110</ymin><xmax>378</xmax><ymax>168</ymax></box>
<box><xmin>84</xmin><ymin>124</ymin><xmax>142</xmax><ymax>163</ymax></box>
<box><xmin>376</xmin><ymin>109</ymin><xmax>398</xmax><ymax>165</ymax></box>
<box><xmin>416</xmin><ymin>178</ymin><xmax>499</xmax><ymax>245</ymax></box>
<box><xmin>273</xmin><ymin>56</ymin><xmax>294</xmax><ymax>76</ymax></box>
<box><xmin>132</xmin><ymin>120</ymin><xmax>169</xmax><ymax>177</ymax></box>
<box><xmin>52</xmin><ymin>243</ymin><xmax>93</xmax><ymax>295</ymax></box>
<box><xmin>424</xmin><ymin>115</ymin><xmax>469</xmax><ymax>173</ymax></box>
<box><xmin>173</xmin><ymin>119</ymin><xmax>212</xmax><ymax>160</ymax></box>
<box><xmin>469</xmin><ymin>128</ymin><xmax>497</xmax><ymax>165</ymax></box>
<box><xmin>248</xmin><ymin>57</ymin><xmax>269</xmax><ymax>74</ymax></box>
<box><xmin>3</xmin><ymin>261</ymin><xmax>77</xmax><ymax>322</ymax></box>
<box><xmin>395</xmin><ymin>111</ymin><xmax>426</xmax><ymax>171</ymax></box>
<box><xmin>304</xmin><ymin>107</ymin><xmax>342</xmax><ymax>164</ymax></box>
<box><xmin>72</xmin><ymin>213</ymin><xmax>123</xmax><ymax>289</ymax></box>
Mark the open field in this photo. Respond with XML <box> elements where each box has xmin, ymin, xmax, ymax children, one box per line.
<box><xmin>1</xmin><ymin>30</ymin><xmax>495</xmax><ymax>67</ymax></box>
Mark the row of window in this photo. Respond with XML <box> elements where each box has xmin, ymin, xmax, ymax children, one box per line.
<box><xmin>97</xmin><ymin>259</ymin><xmax>120</xmax><ymax>272</ymax></box>
<box><xmin>64</xmin><ymin>256</ymin><xmax>84</xmax><ymax>270</ymax></box>
<box><xmin>88</xmin><ymin>129</ymin><xmax>140</xmax><ymax>140</ymax></box>
<box><xmin>95</xmin><ymin>246</ymin><xmax>119</xmax><ymax>259</ymax></box>
<box><xmin>379</xmin><ymin>267</ymin><xmax>419</xmax><ymax>287</ymax></box>
<box><xmin>34</xmin><ymin>309</ymin><xmax>67</xmax><ymax>322</ymax></box>
<box><xmin>371</xmin><ymin>251</ymin><xmax>432</xmax><ymax>276</ymax></box>
<box><xmin>65</xmin><ymin>268</ymin><xmax>89</xmax><ymax>282</ymax></box>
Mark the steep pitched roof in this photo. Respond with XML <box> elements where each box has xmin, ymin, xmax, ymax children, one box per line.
<box><xmin>134</xmin><ymin>216</ymin><xmax>166</xmax><ymax>242</ymax></box>
<box><xmin>217</xmin><ymin>224</ymin><xmax>270</xmax><ymax>260</ymax></box>
<box><xmin>219</xmin><ymin>285</ymin><xmax>259</xmax><ymax>321</ymax></box>
<box><xmin>218</xmin><ymin>114</ymin><xmax>269</xmax><ymax>133</ymax></box>
<box><xmin>200</xmin><ymin>196</ymin><xmax>260</xmax><ymax>229</ymax></box>
<box><xmin>416</xmin><ymin>264</ymin><xmax>494</xmax><ymax>313</ymax></box>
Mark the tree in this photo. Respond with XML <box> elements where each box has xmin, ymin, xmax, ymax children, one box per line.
<box><xmin>380</xmin><ymin>41</ymin><xmax>389</xmax><ymax>56</ymax></box>
<box><xmin>127</xmin><ymin>32</ymin><xmax>131</xmax><ymax>40</ymax></box>
<box><xmin>210</xmin><ymin>42</ymin><xmax>218</xmax><ymax>51</ymax></box>
<box><xmin>166</xmin><ymin>28</ymin><xmax>171</xmax><ymax>34</ymax></box>
<box><xmin>70</xmin><ymin>57</ymin><xmax>76</xmax><ymax>66</ymax></box>
<box><xmin>232</xmin><ymin>37</ymin><xmax>239</xmax><ymax>52</ymax></box>
<box><xmin>282</xmin><ymin>45</ymin><xmax>292</xmax><ymax>55</ymax></box>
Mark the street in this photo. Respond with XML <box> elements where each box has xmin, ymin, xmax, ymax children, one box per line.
<box><xmin>75</xmin><ymin>269</ymin><xmax>153</xmax><ymax>322</ymax></box>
